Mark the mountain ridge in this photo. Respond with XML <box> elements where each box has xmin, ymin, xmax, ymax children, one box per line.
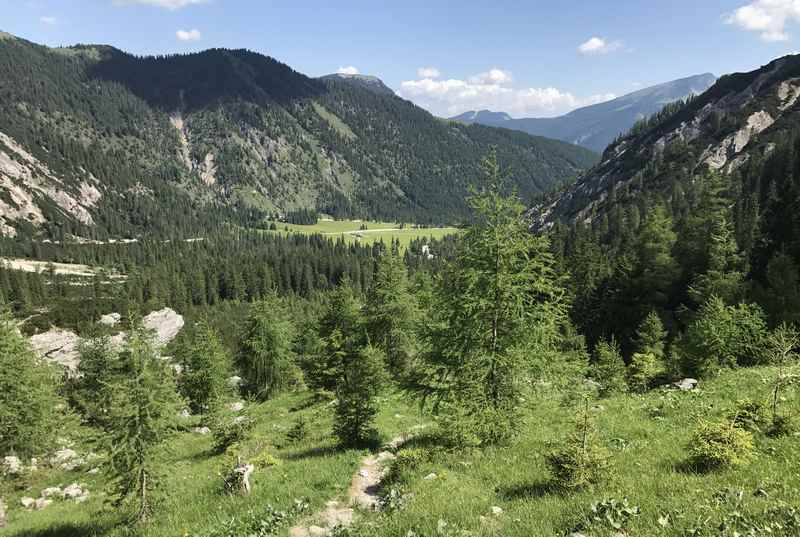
<box><xmin>451</xmin><ymin>73</ymin><xmax>717</xmax><ymax>153</ymax></box>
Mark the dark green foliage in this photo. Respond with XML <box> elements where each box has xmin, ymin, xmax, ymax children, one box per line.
<box><xmin>104</xmin><ymin>320</ymin><xmax>183</xmax><ymax>524</ymax></box>
<box><xmin>590</xmin><ymin>337</ymin><xmax>627</xmax><ymax>396</ymax></box>
<box><xmin>72</xmin><ymin>335</ymin><xmax>119</xmax><ymax>426</ymax></box>
<box><xmin>687</xmin><ymin>419</ymin><xmax>755</xmax><ymax>471</ymax></box>
<box><xmin>627</xmin><ymin>352</ymin><xmax>660</xmax><ymax>393</ymax></box>
<box><xmin>333</xmin><ymin>344</ymin><xmax>388</xmax><ymax>446</ymax></box>
<box><xmin>177</xmin><ymin>318</ymin><xmax>233</xmax><ymax>413</ymax></box>
<box><xmin>545</xmin><ymin>401</ymin><xmax>612</xmax><ymax>490</ymax></box>
<box><xmin>285</xmin><ymin>417</ymin><xmax>308</xmax><ymax>443</ymax></box>
<box><xmin>633</xmin><ymin>311</ymin><xmax>667</xmax><ymax>360</ymax></box>
<box><xmin>412</xmin><ymin>152</ymin><xmax>567</xmax><ymax>446</ymax></box>
<box><xmin>211</xmin><ymin>412</ymin><xmax>254</xmax><ymax>454</ymax></box>
<box><xmin>365</xmin><ymin>251</ymin><xmax>418</xmax><ymax>376</ymax></box>
<box><xmin>0</xmin><ymin>305</ymin><xmax>59</xmax><ymax>456</ymax></box>
<box><xmin>238</xmin><ymin>296</ymin><xmax>298</xmax><ymax>400</ymax></box>
<box><xmin>683</xmin><ymin>297</ymin><xmax>769</xmax><ymax>377</ymax></box>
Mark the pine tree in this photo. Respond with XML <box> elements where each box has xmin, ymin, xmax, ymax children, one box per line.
<box><xmin>688</xmin><ymin>214</ymin><xmax>746</xmax><ymax>306</ymax></box>
<box><xmin>105</xmin><ymin>320</ymin><xmax>182</xmax><ymax>524</ymax></box>
<box><xmin>333</xmin><ymin>344</ymin><xmax>388</xmax><ymax>446</ymax></box>
<box><xmin>633</xmin><ymin>311</ymin><xmax>667</xmax><ymax>360</ymax></box>
<box><xmin>412</xmin><ymin>150</ymin><xmax>565</xmax><ymax>446</ymax></box>
<box><xmin>177</xmin><ymin>318</ymin><xmax>232</xmax><ymax>413</ymax></box>
<box><xmin>73</xmin><ymin>335</ymin><xmax>120</xmax><ymax>427</ymax></box>
<box><xmin>0</xmin><ymin>305</ymin><xmax>59</xmax><ymax>456</ymax></box>
<box><xmin>591</xmin><ymin>337</ymin><xmax>627</xmax><ymax>396</ymax></box>
<box><xmin>365</xmin><ymin>252</ymin><xmax>418</xmax><ymax>376</ymax></box>
<box><xmin>238</xmin><ymin>296</ymin><xmax>297</xmax><ymax>400</ymax></box>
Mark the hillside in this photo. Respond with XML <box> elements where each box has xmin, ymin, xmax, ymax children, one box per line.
<box><xmin>451</xmin><ymin>73</ymin><xmax>716</xmax><ymax>153</ymax></box>
<box><xmin>0</xmin><ymin>33</ymin><xmax>597</xmax><ymax>239</ymax></box>
<box><xmin>533</xmin><ymin>55</ymin><xmax>800</xmax><ymax>228</ymax></box>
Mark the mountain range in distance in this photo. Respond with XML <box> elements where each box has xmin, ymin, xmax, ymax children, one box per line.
<box><xmin>451</xmin><ymin>73</ymin><xmax>718</xmax><ymax>153</ymax></box>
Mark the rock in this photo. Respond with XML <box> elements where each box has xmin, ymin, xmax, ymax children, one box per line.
<box><xmin>423</xmin><ymin>473</ymin><xmax>438</xmax><ymax>480</ymax></box>
<box><xmin>99</xmin><ymin>312</ymin><xmax>121</xmax><ymax>326</ymax></box>
<box><xmin>308</xmin><ymin>526</ymin><xmax>328</xmax><ymax>537</ymax></box>
<box><xmin>29</xmin><ymin>457</ymin><xmax>38</xmax><ymax>472</ymax></box>
<box><xmin>34</xmin><ymin>498</ymin><xmax>52</xmax><ymax>510</ymax></box>
<box><xmin>227</xmin><ymin>401</ymin><xmax>245</xmax><ymax>412</ymax></box>
<box><xmin>673</xmin><ymin>378</ymin><xmax>699</xmax><ymax>391</ymax></box>
<box><xmin>143</xmin><ymin>307</ymin><xmax>185</xmax><ymax>347</ymax></box>
<box><xmin>21</xmin><ymin>497</ymin><xmax>35</xmax><ymax>509</ymax></box>
<box><xmin>52</xmin><ymin>448</ymin><xmax>80</xmax><ymax>470</ymax></box>
<box><xmin>191</xmin><ymin>426</ymin><xmax>211</xmax><ymax>435</ymax></box>
<box><xmin>490</xmin><ymin>506</ymin><xmax>503</xmax><ymax>516</ymax></box>
<box><xmin>30</xmin><ymin>327</ymin><xmax>81</xmax><ymax>373</ymax></box>
<box><xmin>63</xmin><ymin>483</ymin><xmax>88</xmax><ymax>501</ymax></box>
<box><xmin>227</xmin><ymin>375</ymin><xmax>242</xmax><ymax>388</ymax></box>
<box><xmin>87</xmin><ymin>467</ymin><xmax>100</xmax><ymax>474</ymax></box>
<box><xmin>173</xmin><ymin>364</ymin><xmax>184</xmax><ymax>375</ymax></box>
<box><xmin>232</xmin><ymin>415</ymin><xmax>248</xmax><ymax>425</ymax></box>
<box><xmin>41</xmin><ymin>486</ymin><xmax>63</xmax><ymax>499</ymax></box>
<box><xmin>358</xmin><ymin>469</ymin><xmax>369</xmax><ymax>478</ymax></box>
<box><xmin>2</xmin><ymin>455</ymin><xmax>22</xmax><ymax>475</ymax></box>
<box><xmin>178</xmin><ymin>409</ymin><xmax>191</xmax><ymax>419</ymax></box>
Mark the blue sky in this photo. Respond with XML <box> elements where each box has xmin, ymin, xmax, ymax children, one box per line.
<box><xmin>3</xmin><ymin>0</ymin><xmax>800</xmax><ymax>117</ymax></box>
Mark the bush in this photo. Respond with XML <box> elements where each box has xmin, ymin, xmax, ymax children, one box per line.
<box><xmin>286</xmin><ymin>417</ymin><xmax>308</xmax><ymax>443</ymax></box>
<box><xmin>545</xmin><ymin>402</ymin><xmax>612</xmax><ymax>490</ymax></box>
<box><xmin>687</xmin><ymin>419</ymin><xmax>755</xmax><ymax>471</ymax></box>
<box><xmin>729</xmin><ymin>398</ymin><xmax>767</xmax><ymax>433</ymax></box>
<box><xmin>683</xmin><ymin>297</ymin><xmax>768</xmax><ymax>377</ymax></box>
<box><xmin>211</xmin><ymin>413</ymin><xmax>254</xmax><ymax>454</ymax></box>
<box><xmin>627</xmin><ymin>352</ymin><xmax>660</xmax><ymax>393</ymax></box>
<box><xmin>382</xmin><ymin>448</ymin><xmax>428</xmax><ymax>488</ymax></box>
<box><xmin>590</xmin><ymin>338</ymin><xmax>627</xmax><ymax>397</ymax></box>
<box><xmin>767</xmin><ymin>414</ymin><xmax>797</xmax><ymax>438</ymax></box>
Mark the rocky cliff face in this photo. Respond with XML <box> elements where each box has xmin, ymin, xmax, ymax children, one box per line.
<box><xmin>533</xmin><ymin>55</ymin><xmax>800</xmax><ymax>227</ymax></box>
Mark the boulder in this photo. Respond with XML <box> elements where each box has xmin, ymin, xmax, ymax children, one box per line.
<box><xmin>423</xmin><ymin>473</ymin><xmax>438</xmax><ymax>480</ymax></box>
<box><xmin>490</xmin><ymin>506</ymin><xmax>503</xmax><ymax>516</ymax></box>
<box><xmin>2</xmin><ymin>455</ymin><xmax>22</xmax><ymax>475</ymax></box>
<box><xmin>51</xmin><ymin>448</ymin><xmax>81</xmax><ymax>470</ymax></box>
<box><xmin>34</xmin><ymin>498</ymin><xmax>52</xmax><ymax>510</ymax></box>
<box><xmin>41</xmin><ymin>487</ymin><xmax>63</xmax><ymax>499</ymax></box>
<box><xmin>227</xmin><ymin>401</ymin><xmax>245</xmax><ymax>412</ymax></box>
<box><xmin>63</xmin><ymin>483</ymin><xmax>89</xmax><ymax>502</ymax></box>
<box><xmin>20</xmin><ymin>497</ymin><xmax>35</xmax><ymax>509</ymax></box>
<box><xmin>178</xmin><ymin>409</ymin><xmax>191</xmax><ymax>419</ymax></box>
<box><xmin>227</xmin><ymin>375</ymin><xmax>242</xmax><ymax>388</ymax></box>
<box><xmin>191</xmin><ymin>426</ymin><xmax>211</xmax><ymax>435</ymax></box>
<box><xmin>30</xmin><ymin>328</ymin><xmax>81</xmax><ymax>373</ymax></box>
<box><xmin>143</xmin><ymin>308</ymin><xmax>185</xmax><ymax>347</ymax></box>
<box><xmin>99</xmin><ymin>313</ymin><xmax>121</xmax><ymax>326</ymax></box>
<box><xmin>673</xmin><ymin>378</ymin><xmax>699</xmax><ymax>391</ymax></box>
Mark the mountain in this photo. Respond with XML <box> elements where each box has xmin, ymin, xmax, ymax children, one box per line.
<box><xmin>451</xmin><ymin>73</ymin><xmax>717</xmax><ymax>153</ymax></box>
<box><xmin>318</xmin><ymin>73</ymin><xmax>396</xmax><ymax>96</ymax></box>
<box><xmin>0</xmin><ymin>33</ymin><xmax>598</xmax><ymax>240</ymax></box>
<box><xmin>532</xmin><ymin>54</ymin><xmax>800</xmax><ymax>231</ymax></box>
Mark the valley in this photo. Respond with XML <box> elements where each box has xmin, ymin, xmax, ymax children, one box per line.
<box><xmin>2</xmin><ymin>7</ymin><xmax>800</xmax><ymax>537</ymax></box>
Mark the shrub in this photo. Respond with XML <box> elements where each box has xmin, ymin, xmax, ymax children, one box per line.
<box><xmin>729</xmin><ymin>398</ymin><xmax>767</xmax><ymax>433</ymax></box>
<box><xmin>683</xmin><ymin>297</ymin><xmax>768</xmax><ymax>377</ymax></box>
<box><xmin>545</xmin><ymin>401</ymin><xmax>612</xmax><ymax>490</ymax></box>
<box><xmin>627</xmin><ymin>352</ymin><xmax>660</xmax><ymax>393</ymax></box>
<box><xmin>286</xmin><ymin>417</ymin><xmax>308</xmax><ymax>443</ymax></box>
<box><xmin>687</xmin><ymin>419</ymin><xmax>755</xmax><ymax>471</ymax></box>
<box><xmin>211</xmin><ymin>413</ymin><xmax>254</xmax><ymax>454</ymax></box>
<box><xmin>591</xmin><ymin>337</ymin><xmax>627</xmax><ymax>397</ymax></box>
<box><xmin>767</xmin><ymin>414</ymin><xmax>797</xmax><ymax>438</ymax></box>
<box><xmin>382</xmin><ymin>448</ymin><xmax>428</xmax><ymax>488</ymax></box>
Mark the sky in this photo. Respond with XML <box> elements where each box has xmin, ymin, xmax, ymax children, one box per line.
<box><xmin>3</xmin><ymin>0</ymin><xmax>800</xmax><ymax>118</ymax></box>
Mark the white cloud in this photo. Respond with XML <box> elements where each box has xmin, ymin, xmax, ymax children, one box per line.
<box><xmin>337</xmin><ymin>66</ymin><xmax>360</xmax><ymax>75</ymax></box>
<box><xmin>176</xmin><ymin>28</ymin><xmax>202</xmax><ymax>41</ymax></box>
<box><xmin>417</xmin><ymin>66</ymin><xmax>441</xmax><ymax>78</ymax></box>
<box><xmin>724</xmin><ymin>0</ymin><xmax>800</xmax><ymax>42</ymax></box>
<box><xmin>397</xmin><ymin>67</ymin><xmax>615</xmax><ymax>118</ymax></box>
<box><xmin>40</xmin><ymin>16</ymin><xmax>57</xmax><ymax>25</ymax></box>
<box><xmin>112</xmin><ymin>0</ymin><xmax>209</xmax><ymax>10</ymax></box>
<box><xmin>578</xmin><ymin>36</ymin><xmax>623</xmax><ymax>55</ymax></box>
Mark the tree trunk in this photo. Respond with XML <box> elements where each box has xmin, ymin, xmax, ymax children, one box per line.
<box><xmin>234</xmin><ymin>461</ymin><xmax>255</xmax><ymax>495</ymax></box>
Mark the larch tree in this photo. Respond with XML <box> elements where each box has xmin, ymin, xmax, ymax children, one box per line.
<box><xmin>412</xmin><ymin>150</ymin><xmax>566</xmax><ymax>446</ymax></box>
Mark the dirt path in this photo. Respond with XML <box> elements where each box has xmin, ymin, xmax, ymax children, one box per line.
<box><xmin>289</xmin><ymin>432</ymin><xmax>416</xmax><ymax>537</ymax></box>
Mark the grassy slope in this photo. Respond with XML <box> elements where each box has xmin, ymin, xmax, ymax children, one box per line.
<box><xmin>2</xmin><ymin>367</ymin><xmax>797</xmax><ymax>537</ymax></box>
<box><xmin>266</xmin><ymin>219</ymin><xmax>459</xmax><ymax>250</ymax></box>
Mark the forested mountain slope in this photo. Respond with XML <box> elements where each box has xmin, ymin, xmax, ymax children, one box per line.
<box><xmin>0</xmin><ymin>33</ymin><xmax>597</xmax><ymax>239</ymax></box>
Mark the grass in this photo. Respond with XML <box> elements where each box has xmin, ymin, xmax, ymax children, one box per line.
<box><xmin>3</xmin><ymin>367</ymin><xmax>798</xmax><ymax>536</ymax></box>
<box><xmin>264</xmin><ymin>219</ymin><xmax>459</xmax><ymax>250</ymax></box>
<box><xmin>0</xmin><ymin>392</ymin><xmax>425</xmax><ymax>537</ymax></box>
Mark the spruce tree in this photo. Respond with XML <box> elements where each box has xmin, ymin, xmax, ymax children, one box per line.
<box><xmin>238</xmin><ymin>295</ymin><xmax>297</xmax><ymax>400</ymax></box>
<box><xmin>591</xmin><ymin>337</ymin><xmax>627</xmax><ymax>396</ymax></box>
<box><xmin>333</xmin><ymin>344</ymin><xmax>388</xmax><ymax>446</ymax></box>
<box><xmin>412</xmin><ymin>150</ymin><xmax>565</xmax><ymax>446</ymax></box>
<box><xmin>633</xmin><ymin>311</ymin><xmax>667</xmax><ymax>360</ymax></box>
<box><xmin>365</xmin><ymin>251</ymin><xmax>418</xmax><ymax>376</ymax></box>
<box><xmin>178</xmin><ymin>318</ymin><xmax>232</xmax><ymax>413</ymax></box>
<box><xmin>73</xmin><ymin>335</ymin><xmax>120</xmax><ymax>427</ymax></box>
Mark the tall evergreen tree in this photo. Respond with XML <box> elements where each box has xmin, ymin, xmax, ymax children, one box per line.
<box><xmin>412</xmin><ymin>150</ymin><xmax>565</xmax><ymax>446</ymax></box>
<box><xmin>177</xmin><ymin>318</ymin><xmax>233</xmax><ymax>413</ymax></box>
<box><xmin>333</xmin><ymin>344</ymin><xmax>388</xmax><ymax>446</ymax></box>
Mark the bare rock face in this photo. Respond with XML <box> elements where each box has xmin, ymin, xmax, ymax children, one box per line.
<box><xmin>29</xmin><ymin>328</ymin><xmax>81</xmax><ymax>373</ymax></box>
<box><xmin>143</xmin><ymin>308</ymin><xmax>185</xmax><ymax>347</ymax></box>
